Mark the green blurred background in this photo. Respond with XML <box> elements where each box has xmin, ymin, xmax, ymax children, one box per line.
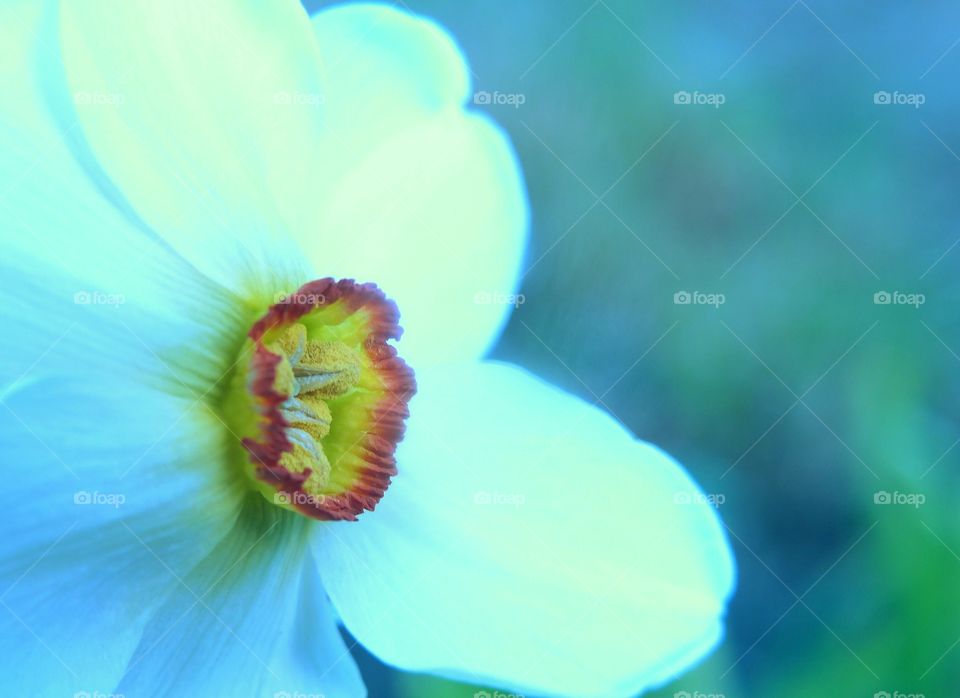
<box><xmin>311</xmin><ymin>2</ymin><xmax>960</xmax><ymax>696</ymax></box>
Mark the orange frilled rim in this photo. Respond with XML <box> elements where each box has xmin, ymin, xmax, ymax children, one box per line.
<box><xmin>242</xmin><ymin>278</ymin><xmax>416</xmax><ymax>521</ymax></box>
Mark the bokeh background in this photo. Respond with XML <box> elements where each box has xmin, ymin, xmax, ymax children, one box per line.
<box><xmin>309</xmin><ymin>2</ymin><xmax>960</xmax><ymax>696</ymax></box>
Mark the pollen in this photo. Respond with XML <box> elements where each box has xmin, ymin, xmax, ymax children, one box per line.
<box><xmin>265</xmin><ymin>322</ymin><xmax>361</xmax><ymax>497</ymax></box>
<box><xmin>229</xmin><ymin>279</ymin><xmax>416</xmax><ymax>521</ymax></box>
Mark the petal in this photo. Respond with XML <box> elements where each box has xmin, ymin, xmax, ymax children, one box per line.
<box><xmin>0</xmin><ymin>203</ymin><xmax>283</xmax><ymax>693</ymax></box>
<box><xmin>117</xmin><ymin>497</ymin><xmax>365</xmax><ymax>698</ymax></box>
<box><xmin>314</xmin><ymin>362</ymin><xmax>735</xmax><ymax>697</ymax></box>
<box><xmin>0</xmin><ymin>4</ymin><xmax>264</xmax><ymax>679</ymax></box>
<box><xmin>0</xmin><ymin>156</ymin><xmax>252</xmax><ymax>692</ymax></box>
<box><xmin>309</xmin><ymin>3</ymin><xmax>470</xmax><ymax>137</ymax></box>
<box><xmin>2</xmin><ymin>4</ymin><xmax>346</xmax><ymax>694</ymax></box>
<box><xmin>56</xmin><ymin>0</ymin><xmax>320</xmax><ymax>289</ymax></box>
<box><xmin>1</xmin><ymin>1</ymin><xmax>307</xmax><ymax>299</ymax></box>
<box><xmin>291</xmin><ymin>5</ymin><xmax>529</xmax><ymax>366</ymax></box>
<box><xmin>0</xmin><ymin>224</ymin><xmax>251</xmax><ymax>694</ymax></box>
<box><xmin>0</xmin><ymin>368</ymin><xmax>244</xmax><ymax>695</ymax></box>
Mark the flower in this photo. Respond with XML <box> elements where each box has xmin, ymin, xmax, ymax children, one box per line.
<box><xmin>0</xmin><ymin>2</ymin><xmax>735</xmax><ymax>697</ymax></box>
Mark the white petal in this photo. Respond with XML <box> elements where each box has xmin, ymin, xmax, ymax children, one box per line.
<box><xmin>0</xmin><ymin>3</ymin><xmax>260</xmax><ymax>678</ymax></box>
<box><xmin>314</xmin><ymin>362</ymin><xmax>735</xmax><ymax>697</ymax></box>
<box><xmin>292</xmin><ymin>5</ymin><xmax>529</xmax><ymax>365</ymax></box>
<box><xmin>0</xmin><ymin>4</ymin><xmax>348</xmax><ymax>694</ymax></box>
<box><xmin>56</xmin><ymin>0</ymin><xmax>321</xmax><ymax>289</ymax></box>
<box><xmin>116</xmin><ymin>499</ymin><xmax>364</xmax><ymax>698</ymax></box>
<box><xmin>0</xmin><ymin>163</ymin><xmax>265</xmax><ymax>691</ymax></box>
<box><xmin>0</xmin><ymin>205</ymin><xmax>246</xmax><ymax>694</ymax></box>
<box><xmin>0</xmin><ymin>369</ymin><xmax>244</xmax><ymax>695</ymax></box>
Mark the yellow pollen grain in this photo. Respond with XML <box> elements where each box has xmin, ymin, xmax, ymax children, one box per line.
<box><xmin>264</xmin><ymin>322</ymin><xmax>365</xmax><ymax>499</ymax></box>
<box><xmin>278</xmin><ymin>437</ymin><xmax>331</xmax><ymax>497</ymax></box>
<box><xmin>297</xmin><ymin>340</ymin><xmax>362</xmax><ymax>398</ymax></box>
<box><xmin>275</xmin><ymin>323</ymin><xmax>307</xmax><ymax>359</ymax></box>
<box><xmin>297</xmin><ymin>393</ymin><xmax>332</xmax><ymax>441</ymax></box>
<box><xmin>270</xmin><ymin>356</ymin><xmax>296</xmax><ymax>398</ymax></box>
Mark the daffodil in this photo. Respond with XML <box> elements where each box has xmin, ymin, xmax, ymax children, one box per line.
<box><xmin>0</xmin><ymin>2</ymin><xmax>735</xmax><ymax>697</ymax></box>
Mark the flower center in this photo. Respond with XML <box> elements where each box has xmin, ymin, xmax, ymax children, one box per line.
<box><xmin>225</xmin><ymin>279</ymin><xmax>415</xmax><ymax>521</ymax></box>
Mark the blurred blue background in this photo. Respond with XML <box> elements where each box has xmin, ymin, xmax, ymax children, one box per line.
<box><xmin>310</xmin><ymin>2</ymin><xmax>960</xmax><ymax>696</ymax></box>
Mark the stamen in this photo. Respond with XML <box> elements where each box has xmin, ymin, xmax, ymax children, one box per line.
<box><xmin>293</xmin><ymin>340</ymin><xmax>361</xmax><ymax>397</ymax></box>
<box><xmin>280</xmin><ymin>396</ymin><xmax>332</xmax><ymax>440</ymax></box>
<box><xmin>234</xmin><ymin>279</ymin><xmax>416</xmax><ymax>521</ymax></box>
